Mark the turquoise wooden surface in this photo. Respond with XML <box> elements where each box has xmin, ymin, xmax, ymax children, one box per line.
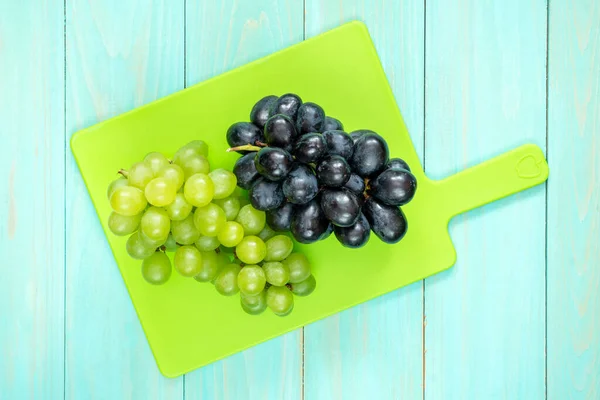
<box><xmin>424</xmin><ymin>1</ymin><xmax>548</xmax><ymax>399</ymax></box>
<box><xmin>1</xmin><ymin>1</ymin><xmax>599</xmax><ymax>399</ymax></box>
<box><xmin>0</xmin><ymin>1</ymin><xmax>65</xmax><ymax>398</ymax></box>
<box><xmin>547</xmin><ymin>1</ymin><xmax>600</xmax><ymax>399</ymax></box>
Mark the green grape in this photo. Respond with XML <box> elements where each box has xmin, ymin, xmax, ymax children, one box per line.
<box><xmin>257</xmin><ymin>224</ymin><xmax>277</xmax><ymax>241</ymax></box>
<box><xmin>128</xmin><ymin>162</ymin><xmax>155</xmax><ymax>190</ymax></box>
<box><xmin>145</xmin><ymin>177</ymin><xmax>177</xmax><ymax>207</ymax></box>
<box><xmin>283</xmin><ymin>253</ymin><xmax>311</xmax><ymax>283</ymax></box>
<box><xmin>108</xmin><ymin>211</ymin><xmax>142</xmax><ymax>236</ymax></box>
<box><xmin>240</xmin><ymin>290</ymin><xmax>267</xmax><ymax>315</ymax></box>
<box><xmin>266</xmin><ymin>285</ymin><xmax>294</xmax><ymax>316</ymax></box>
<box><xmin>107</xmin><ymin>177</ymin><xmax>129</xmax><ymax>200</ymax></box>
<box><xmin>235</xmin><ymin>236</ymin><xmax>266</xmax><ymax>264</ymax></box>
<box><xmin>193</xmin><ymin>203</ymin><xmax>226</xmax><ymax>237</ymax></box>
<box><xmin>193</xmin><ymin>250</ymin><xmax>222</xmax><ymax>282</ymax></box>
<box><xmin>188</xmin><ymin>140</ymin><xmax>209</xmax><ymax>157</ymax></box>
<box><xmin>141</xmin><ymin>252</ymin><xmax>172</xmax><ymax>285</ymax></box>
<box><xmin>208</xmin><ymin>168</ymin><xmax>237</xmax><ymax>199</ymax></box>
<box><xmin>165</xmin><ymin>192</ymin><xmax>193</xmax><ymax>221</ymax></box>
<box><xmin>173</xmin><ymin>140</ymin><xmax>209</xmax><ymax>164</ymax></box>
<box><xmin>140</xmin><ymin>207</ymin><xmax>170</xmax><ymax>243</ymax></box>
<box><xmin>171</xmin><ymin>213</ymin><xmax>201</xmax><ymax>245</ymax></box>
<box><xmin>174</xmin><ymin>245</ymin><xmax>203</xmax><ymax>277</ymax></box>
<box><xmin>184</xmin><ymin>173</ymin><xmax>214</xmax><ymax>207</ymax></box>
<box><xmin>235</xmin><ymin>205</ymin><xmax>266</xmax><ymax>235</ymax></box>
<box><xmin>139</xmin><ymin>229</ymin><xmax>165</xmax><ymax>248</ymax></box>
<box><xmin>126</xmin><ymin>231</ymin><xmax>157</xmax><ymax>259</ymax></box>
<box><xmin>262</xmin><ymin>261</ymin><xmax>290</xmax><ymax>287</ymax></box>
<box><xmin>163</xmin><ymin>233</ymin><xmax>178</xmax><ymax>252</ymax></box>
<box><xmin>110</xmin><ymin>186</ymin><xmax>147</xmax><ymax>216</ymax></box>
<box><xmin>237</xmin><ymin>265</ymin><xmax>266</xmax><ymax>296</ymax></box>
<box><xmin>157</xmin><ymin>163</ymin><xmax>184</xmax><ymax>190</ymax></box>
<box><xmin>144</xmin><ymin>152</ymin><xmax>170</xmax><ymax>174</ymax></box>
<box><xmin>217</xmin><ymin>221</ymin><xmax>244</xmax><ymax>247</ymax></box>
<box><xmin>177</xmin><ymin>154</ymin><xmax>210</xmax><ymax>180</ymax></box>
<box><xmin>212</xmin><ymin>196</ymin><xmax>241</xmax><ymax>221</ymax></box>
<box><xmin>264</xmin><ymin>235</ymin><xmax>294</xmax><ymax>262</ymax></box>
<box><xmin>195</xmin><ymin>235</ymin><xmax>221</xmax><ymax>252</ymax></box>
<box><xmin>289</xmin><ymin>275</ymin><xmax>316</xmax><ymax>296</ymax></box>
<box><xmin>214</xmin><ymin>264</ymin><xmax>242</xmax><ymax>296</ymax></box>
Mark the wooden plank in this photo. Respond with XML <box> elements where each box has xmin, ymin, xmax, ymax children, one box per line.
<box><xmin>303</xmin><ymin>2</ymin><xmax>425</xmax><ymax>399</ymax></box>
<box><xmin>65</xmin><ymin>1</ymin><xmax>184</xmax><ymax>397</ymax></box>
<box><xmin>547</xmin><ymin>0</ymin><xmax>600</xmax><ymax>398</ymax></box>
<box><xmin>183</xmin><ymin>1</ymin><xmax>304</xmax><ymax>399</ymax></box>
<box><xmin>0</xmin><ymin>1</ymin><xmax>65</xmax><ymax>398</ymax></box>
<box><xmin>423</xmin><ymin>0</ymin><xmax>547</xmax><ymax>398</ymax></box>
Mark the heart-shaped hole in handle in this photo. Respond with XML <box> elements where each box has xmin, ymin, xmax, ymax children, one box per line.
<box><xmin>516</xmin><ymin>154</ymin><xmax>544</xmax><ymax>179</ymax></box>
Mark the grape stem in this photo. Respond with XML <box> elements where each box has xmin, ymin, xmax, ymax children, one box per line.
<box><xmin>255</xmin><ymin>140</ymin><xmax>268</xmax><ymax>147</ymax></box>
<box><xmin>226</xmin><ymin>144</ymin><xmax>262</xmax><ymax>153</ymax></box>
<box><xmin>118</xmin><ymin>169</ymin><xmax>129</xmax><ymax>178</ymax></box>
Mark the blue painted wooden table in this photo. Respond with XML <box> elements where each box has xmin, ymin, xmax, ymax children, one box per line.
<box><xmin>1</xmin><ymin>0</ymin><xmax>598</xmax><ymax>399</ymax></box>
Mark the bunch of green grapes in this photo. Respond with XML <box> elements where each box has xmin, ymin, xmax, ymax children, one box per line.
<box><xmin>106</xmin><ymin>140</ymin><xmax>316</xmax><ymax>316</ymax></box>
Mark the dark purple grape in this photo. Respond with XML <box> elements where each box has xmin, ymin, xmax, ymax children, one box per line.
<box><xmin>320</xmin><ymin>223</ymin><xmax>334</xmax><ymax>240</ymax></box>
<box><xmin>250</xmin><ymin>95</ymin><xmax>277</xmax><ymax>129</ymax></box>
<box><xmin>323</xmin><ymin>116</ymin><xmax>344</xmax><ymax>131</ymax></box>
<box><xmin>320</xmin><ymin>188</ymin><xmax>361</xmax><ymax>227</ymax></box>
<box><xmin>249</xmin><ymin>178</ymin><xmax>284</xmax><ymax>211</ymax></box>
<box><xmin>323</xmin><ymin>130</ymin><xmax>354</xmax><ymax>159</ymax></box>
<box><xmin>226</xmin><ymin>122</ymin><xmax>263</xmax><ymax>154</ymax></box>
<box><xmin>363</xmin><ymin>197</ymin><xmax>407</xmax><ymax>244</ymax></box>
<box><xmin>349</xmin><ymin>129</ymin><xmax>375</xmax><ymax>143</ymax></box>
<box><xmin>264</xmin><ymin>114</ymin><xmax>297</xmax><ymax>152</ymax></box>
<box><xmin>293</xmin><ymin>133</ymin><xmax>327</xmax><ymax>164</ymax></box>
<box><xmin>254</xmin><ymin>147</ymin><xmax>293</xmax><ymax>181</ymax></box>
<box><xmin>369</xmin><ymin>168</ymin><xmax>417</xmax><ymax>206</ymax></box>
<box><xmin>266</xmin><ymin>202</ymin><xmax>295</xmax><ymax>232</ymax></box>
<box><xmin>296</xmin><ymin>102</ymin><xmax>325</xmax><ymax>135</ymax></box>
<box><xmin>334</xmin><ymin>213</ymin><xmax>370</xmax><ymax>248</ymax></box>
<box><xmin>343</xmin><ymin>173</ymin><xmax>366</xmax><ymax>196</ymax></box>
<box><xmin>387</xmin><ymin>158</ymin><xmax>411</xmax><ymax>172</ymax></box>
<box><xmin>316</xmin><ymin>155</ymin><xmax>351</xmax><ymax>187</ymax></box>
<box><xmin>349</xmin><ymin>132</ymin><xmax>389</xmax><ymax>178</ymax></box>
<box><xmin>269</xmin><ymin>93</ymin><xmax>302</xmax><ymax>121</ymax></box>
<box><xmin>282</xmin><ymin>163</ymin><xmax>318</xmax><ymax>204</ymax></box>
<box><xmin>290</xmin><ymin>198</ymin><xmax>330</xmax><ymax>244</ymax></box>
<box><xmin>233</xmin><ymin>153</ymin><xmax>260</xmax><ymax>190</ymax></box>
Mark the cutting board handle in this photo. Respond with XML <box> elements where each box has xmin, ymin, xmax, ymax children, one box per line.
<box><xmin>436</xmin><ymin>144</ymin><xmax>549</xmax><ymax>219</ymax></box>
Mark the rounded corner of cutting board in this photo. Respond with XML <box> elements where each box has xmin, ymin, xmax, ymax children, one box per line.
<box><xmin>69</xmin><ymin>129</ymin><xmax>84</xmax><ymax>156</ymax></box>
<box><xmin>346</xmin><ymin>19</ymin><xmax>370</xmax><ymax>33</ymax></box>
<box><xmin>155</xmin><ymin>361</ymin><xmax>182</xmax><ymax>380</ymax></box>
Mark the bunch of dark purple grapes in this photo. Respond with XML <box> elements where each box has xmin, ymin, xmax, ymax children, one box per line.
<box><xmin>227</xmin><ymin>93</ymin><xmax>417</xmax><ymax>248</ymax></box>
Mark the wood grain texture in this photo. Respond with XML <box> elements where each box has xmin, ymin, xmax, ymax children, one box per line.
<box><xmin>303</xmin><ymin>2</ymin><xmax>425</xmax><ymax>399</ymax></box>
<box><xmin>183</xmin><ymin>1</ymin><xmax>304</xmax><ymax>399</ymax></box>
<box><xmin>65</xmin><ymin>0</ymin><xmax>184</xmax><ymax>398</ymax></box>
<box><xmin>0</xmin><ymin>1</ymin><xmax>65</xmax><ymax>398</ymax></box>
<box><xmin>424</xmin><ymin>1</ymin><xmax>547</xmax><ymax>399</ymax></box>
<box><xmin>547</xmin><ymin>0</ymin><xmax>600</xmax><ymax>398</ymax></box>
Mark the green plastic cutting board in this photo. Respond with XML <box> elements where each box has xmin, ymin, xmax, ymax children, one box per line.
<box><xmin>71</xmin><ymin>21</ymin><xmax>549</xmax><ymax>378</ymax></box>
